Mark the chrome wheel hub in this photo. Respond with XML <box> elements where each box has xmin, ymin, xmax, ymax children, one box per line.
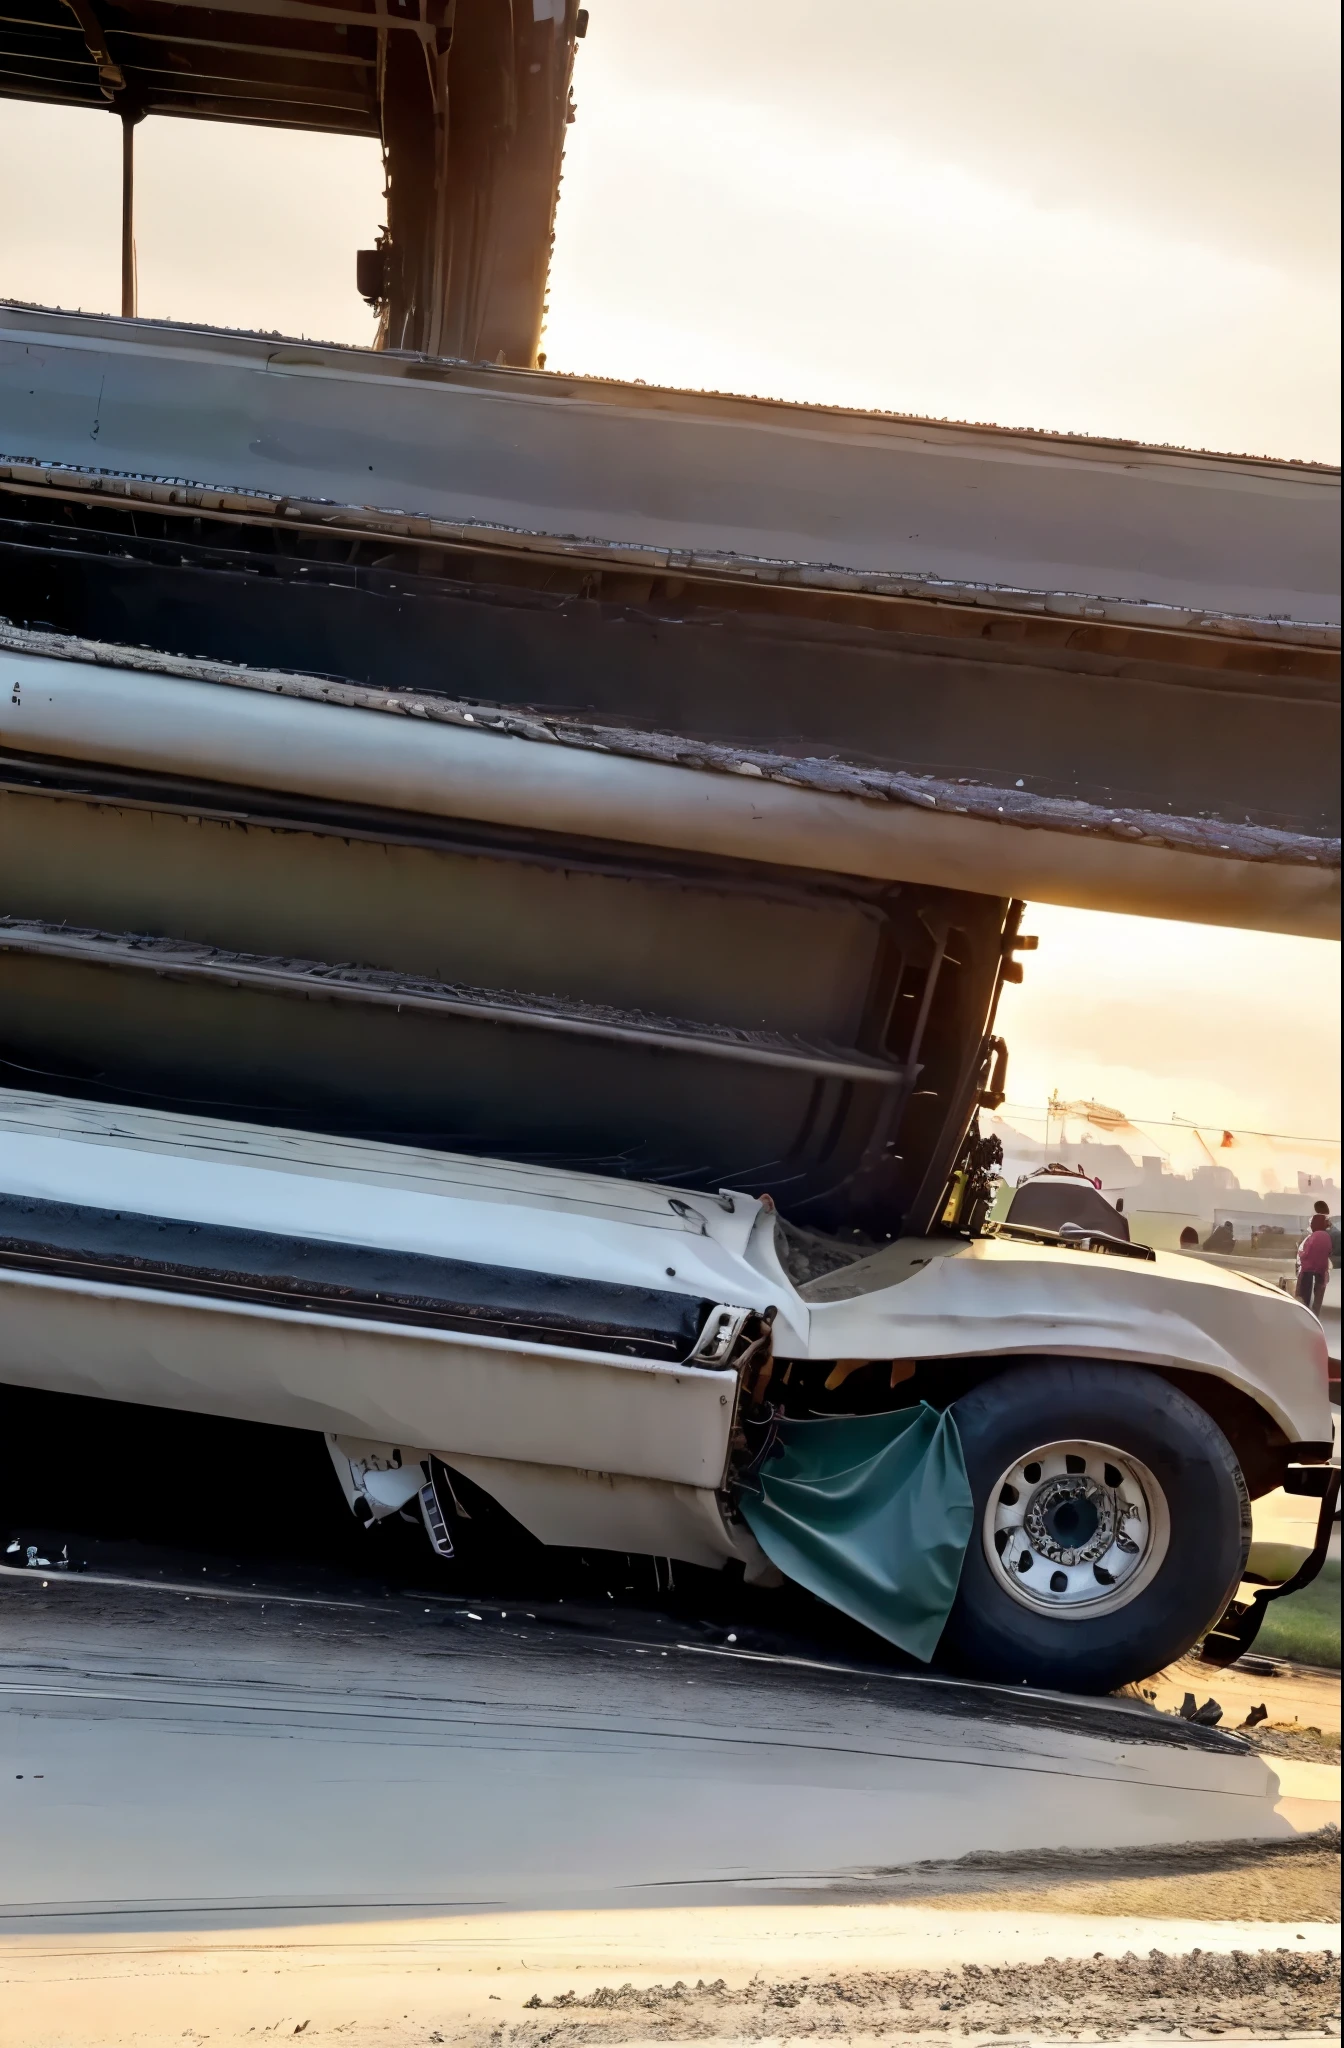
<box><xmin>983</xmin><ymin>1439</ymin><xmax>1168</xmax><ymax>1618</ymax></box>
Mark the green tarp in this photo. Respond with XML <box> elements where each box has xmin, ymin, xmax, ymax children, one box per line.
<box><xmin>738</xmin><ymin>1403</ymin><xmax>973</xmax><ymax>1662</ymax></box>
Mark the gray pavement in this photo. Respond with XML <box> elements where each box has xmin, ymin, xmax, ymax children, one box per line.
<box><xmin>0</xmin><ymin>1570</ymin><xmax>1302</xmax><ymax>1935</ymax></box>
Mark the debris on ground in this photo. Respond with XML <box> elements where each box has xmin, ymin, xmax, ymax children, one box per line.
<box><xmin>856</xmin><ymin>1829</ymin><xmax>1342</xmax><ymax>1924</ymax></box>
<box><xmin>5</xmin><ymin>1535</ymin><xmax>83</xmax><ymax>1572</ymax></box>
<box><xmin>512</xmin><ymin>1947</ymin><xmax>1342</xmax><ymax>2042</ymax></box>
<box><xmin>1243</xmin><ymin>1718</ymin><xmax>1343</xmax><ymax>1765</ymax></box>
<box><xmin>1142</xmin><ymin>1650</ymin><xmax>1341</xmax><ymax>1740</ymax></box>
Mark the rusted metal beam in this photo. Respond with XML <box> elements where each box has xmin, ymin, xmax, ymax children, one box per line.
<box><xmin>123</xmin><ymin>62</ymin><xmax>372</xmax><ymax>109</ymax></box>
<box><xmin>54</xmin><ymin>2</ymin><xmax>138</xmax><ymax>315</ymax></box>
<box><xmin>0</xmin><ymin>918</ymin><xmax>909</xmax><ymax>1083</ymax></box>
<box><xmin>106</xmin><ymin>0</ymin><xmax>446</xmax><ymax>35</ymax></box>
<box><xmin>113</xmin><ymin>29</ymin><xmax>375</xmax><ymax>67</ymax></box>
<box><xmin>378</xmin><ymin>0</ymin><xmax>578</xmax><ymax>366</ymax></box>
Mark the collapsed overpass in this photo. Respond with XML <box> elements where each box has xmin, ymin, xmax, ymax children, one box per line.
<box><xmin>2</xmin><ymin>0</ymin><xmax>1336</xmax><ymax>941</ymax></box>
<box><xmin>0</xmin><ymin>303</ymin><xmax>1338</xmax><ymax>936</ymax></box>
<box><xmin>0</xmin><ymin>304</ymin><xmax>1337</xmax><ymax>1229</ymax></box>
<box><xmin>0</xmin><ymin>0</ymin><xmax>1338</xmax><ymax>1227</ymax></box>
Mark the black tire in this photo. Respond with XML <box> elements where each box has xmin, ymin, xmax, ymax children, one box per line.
<box><xmin>940</xmin><ymin>1359</ymin><xmax>1251</xmax><ymax>1693</ymax></box>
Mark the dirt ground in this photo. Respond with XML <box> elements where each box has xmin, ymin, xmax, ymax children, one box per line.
<box><xmin>2</xmin><ymin>1514</ymin><xmax>1338</xmax><ymax>2047</ymax></box>
<box><xmin>859</xmin><ymin>1830</ymin><xmax>1342</xmax><ymax>1924</ymax></box>
<box><xmin>1138</xmin><ymin>1653</ymin><xmax>1342</xmax><ymax>1766</ymax></box>
<box><xmin>6</xmin><ymin>1938</ymin><xmax>1338</xmax><ymax>2048</ymax></box>
<box><xmin>507</xmin><ymin>1949</ymin><xmax>1343</xmax><ymax>2044</ymax></box>
<box><xmin>3</xmin><ymin>1837</ymin><xmax>1338</xmax><ymax>2048</ymax></box>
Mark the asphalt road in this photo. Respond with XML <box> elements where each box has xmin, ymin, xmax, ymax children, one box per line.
<box><xmin>0</xmin><ymin>1378</ymin><xmax>1319</xmax><ymax>1938</ymax></box>
<box><xmin>0</xmin><ymin>1567</ymin><xmax>1303</xmax><ymax>1936</ymax></box>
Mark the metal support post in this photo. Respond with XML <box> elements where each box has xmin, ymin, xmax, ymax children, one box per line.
<box><xmin>120</xmin><ymin>110</ymin><xmax>137</xmax><ymax>318</ymax></box>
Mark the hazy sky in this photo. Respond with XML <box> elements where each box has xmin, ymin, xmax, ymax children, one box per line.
<box><xmin>0</xmin><ymin>0</ymin><xmax>1338</xmax><ymax>1139</ymax></box>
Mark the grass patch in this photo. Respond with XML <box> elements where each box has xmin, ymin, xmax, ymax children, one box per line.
<box><xmin>1255</xmin><ymin>1556</ymin><xmax>1341</xmax><ymax>1670</ymax></box>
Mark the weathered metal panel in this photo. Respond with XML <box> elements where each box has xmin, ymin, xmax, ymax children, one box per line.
<box><xmin>1</xmin><ymin>306</ymin><xmax>1337</xmax><ymax>633</ymax></box>
<box><xmin>804</xmin><ymin>1235</ymin><xmax>1334</xmax><ymax>1455</ymax></box>
<box><xmin>0</xmin><ymin>1085</ymin><xmax>1330</xmax><ymax>1484</ymax></box>
<box><xmin>0</xmin><ymin>1268</ymin><xmax>741</xmax><ymax>1487</ymax></box>
<box><xmin>2</xmin><ymin>640</ymin><xmax>1334</xmax><ymax>934</ymax></box>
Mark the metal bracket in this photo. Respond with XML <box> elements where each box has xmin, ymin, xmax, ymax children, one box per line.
<box><xmin>690</xmin><ymin>1302</ymin><xmax>755</xmax><ymax>1366</ymax></box>
<box><xmin>418</xmin><ymin>1473</ymin><xmax>456</xmax><ymax>1559</ymax></box>
<box><xmin>59</xmin><ymin>0</ymin><xmax>125</xmax><ymax>94</ymax></box>
<box><xmin>1202</xmin><ymin>1464</ymin><xmax>1341</xmax><ymax>1667</ymax></box>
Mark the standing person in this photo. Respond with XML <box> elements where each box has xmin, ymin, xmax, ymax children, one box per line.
<box><xmin>1295</xmin><ymin>1214</ymin><xmax>1333</xmax><ymax>1314</ymax></box>
<box><xmin>1313</xmin><ymin>1198</ymin><xmax>1342</xmax><ymax>1266</ymax></box>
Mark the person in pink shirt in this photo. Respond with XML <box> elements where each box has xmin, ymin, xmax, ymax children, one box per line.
<box><xmin>1295</xmin><ymin>1213</ymin><xmax>1333</xmax><ymax>1314</ymax></box>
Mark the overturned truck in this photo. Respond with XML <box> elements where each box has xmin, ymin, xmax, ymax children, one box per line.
<box><xmin>0</xmin><ymin>303</ymin><xmax>1339</xmax><ymax>1689</ymax></box>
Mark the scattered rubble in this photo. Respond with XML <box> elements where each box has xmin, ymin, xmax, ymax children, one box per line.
<box><xmin>513</xmin><ymin>1948</ymin><xmax>1342</xmax><ymax>2042</ymax></box>
<box><xmin>1243</xmin><ymin>1719</ymin><xmax>1343</xmax><ymax>1765</ymax></box>
<box><xmin>1178</xmin><ymin>1691</ymin><xmax>1225</xmax><ymax>1725</ymax></box>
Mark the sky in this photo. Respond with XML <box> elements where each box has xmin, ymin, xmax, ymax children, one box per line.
<box><xmin>0</xmin><ymin>0</ymin><xmax>1338</xmax><ymax>1144</ymax></box>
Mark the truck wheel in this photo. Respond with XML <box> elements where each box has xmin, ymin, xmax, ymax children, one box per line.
<box><xmin>940</xmin><ymin>1360</ymin><xmax>1251</xmax><ymax>1693</ymax></box>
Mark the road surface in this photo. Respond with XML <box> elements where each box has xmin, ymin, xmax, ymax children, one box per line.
<box><xmin>0</xmin><ymin>1566</ymin><xmax>1322</xmax><ymax>1932</ymax></box>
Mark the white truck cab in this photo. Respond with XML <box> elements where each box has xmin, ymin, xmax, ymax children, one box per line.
<box><xmin>1</xmin><ymin>1086</ymin><xmax>1333</xmax><ymax>1690</ymax></box>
